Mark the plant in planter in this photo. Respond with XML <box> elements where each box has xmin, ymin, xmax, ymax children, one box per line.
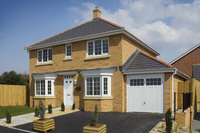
<box><xmin>33</xmin><ymin>100</ymin><xmax>55</xmax><ymax>133</ymax></box>
<box><xmin>75</xmin><ymin>85</ymin><xmax>81</xmax><ymax>91</ymax></box>
<box><xmin>61</xmin><ymin>103</ymin><xmax>65</xmax><ymax>112</ymax></box>
<box><xmin>48</xmin><ymin>104</ymin><xmax>52</xmax><ymax>114</ymax></box>
<box><xmin>83</xmin><ymin>105</ymin><xmax>106</xmax><ymax>133</ymax></box>
<box><xmin>6</xmin><ymin>109</ymin><xmax>11</xmax><ymax>124</ymax></box>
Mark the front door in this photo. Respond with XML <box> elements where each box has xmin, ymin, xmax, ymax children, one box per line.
<box><xmin>64</xmin><ymin>75</ymin><xmax>74</xmax><ymax>107</ymax></box>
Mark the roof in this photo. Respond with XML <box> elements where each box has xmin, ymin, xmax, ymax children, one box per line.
<box><xmin>193</xmin><ymin>64</ymin><xmax>200</xmax><ymax>81</ymax></box>
<box><xmin>170</xmin><ymin>43</ymin><xmax>200</xmax><ymax>64</ymax></box>
<box><xmin>25</xmin><ymin>18</ymin><xmax>160</xmax><ymax>56</ymax></box>
<box><xmin>26</xmin><ymin>18</ymin><xmax>122</xmax><ymax>49</ymax></box>
<box><xmin>122</xmin><ymin>50</ymin><xmax>173</xmax><ymax>73</ymax></box>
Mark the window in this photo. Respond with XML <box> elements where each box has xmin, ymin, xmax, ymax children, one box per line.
<box><xmin>35</xmin><ymin>80</ymin><xmax>54</xmax><ymax>96</ymax></box>
<box><xmin>146</xmin><ymin>78</ymin><xmax>161</xmax><ymax>86</ymax></box>
<box><xmin>66</xmin><ymin>45</ymin><xmax>72</xmax><ymax>57</ymax></box>
<box><xmin>130</xmin><ymin>79</ymin><xmax>144</xmax><ymax>86</ymax></box>
<box><xmin>85</xmin><ymin>76</ymin><xmax>111</xmax><ymax>96</ymax></box>
<box><xmin>87</xmin><ymin>38</ymin><xmax>109</xmax><ymax>56</ymax></box>
<box><xmin>38</xmin><ymin>48</ymin><xmax>52</xmax><ymax>63</ymax></box>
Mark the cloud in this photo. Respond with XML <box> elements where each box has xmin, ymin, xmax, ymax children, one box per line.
<box><xmin>66</xmin><ymin>0</ymin><xmax>200</xmax><ymax>62</ymax></box>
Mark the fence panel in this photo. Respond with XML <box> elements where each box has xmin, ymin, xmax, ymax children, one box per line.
<box><xmin>0</xmin><ymin>84</ymin><xmax>26</xmax><ymax>106</ymax></box>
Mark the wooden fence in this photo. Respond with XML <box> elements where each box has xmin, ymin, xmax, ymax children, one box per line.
<box><xmin>0</xmin><ymin>84</ymin><xmax>26</xmax><ymax>106</ymax></box>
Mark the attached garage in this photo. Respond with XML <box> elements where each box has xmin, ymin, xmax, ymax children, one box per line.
<box><xmin>127</xmin><ymin>74</ymin><xmax>164</xmax><ymax>113</ymax></box>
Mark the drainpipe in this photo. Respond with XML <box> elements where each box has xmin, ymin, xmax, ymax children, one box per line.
<box><xmin>171</xmin><ymin>68</ymin><xmax>177</xmax><ymax>117</ymax></box>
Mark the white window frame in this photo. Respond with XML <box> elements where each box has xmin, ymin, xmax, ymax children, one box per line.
<box><xmin>86</xmin><ymin>38</ymin><xmax>109</xmax><ymax>57</ymax></box>
<box><xmin>33</xmin><ymin>75</ymin><xmax>56</xmax><ymax>97</ymax></box>
<box><xmin>65</xmin><ymin>44</ymin><xmax>72</xmax><ymax>58</ymax></box>
<box><xmin>37</xmin><ymin>48</ymin><xmax>52</xmax><ymax>63</ymax></box>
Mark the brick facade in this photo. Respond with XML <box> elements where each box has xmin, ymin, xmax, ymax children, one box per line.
<box><xmin>172</xmin><ymin>47</ymin><xmax>200</xmax><ymax>77</ymax></box>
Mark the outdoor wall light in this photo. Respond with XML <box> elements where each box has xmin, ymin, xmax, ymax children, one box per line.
<box><xmin>74</xmin><ymin>79</ymin><xmax>77</xmax><ymax>85</ymax></box>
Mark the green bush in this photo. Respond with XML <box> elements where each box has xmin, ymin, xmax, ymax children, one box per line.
<box><xmin>6</xmin><ymin>109</ymin><xmax>11</xmax><ymax>124</ymax></box>
<box><xmin>38</xmin><ymin>100</ymin><xmax>46</xmax><ymax>120</ymax></box>
<box><xmin>165</xmin><ymin>108</ymin><xmax>172</xmax><ymax>133</ymax></box>
<box><xmin>48</xmin><ymin>104</ymin><xmax>52</xmax><ymax>114</ymax></box>
<box><xmin>35</xmin><ymin>106</ymin><xmax>39</xmax><ymax>117</ymax></box>
<box><xmin>91</xmin><ymin>105</ymin><xmax>98</xmax><ymax>126</ymax></box>
<box><xmin>72</xmin><ymin>103</ymin><xmax>75</xmax><ymax>110</ymax></box>
<box><xmin>61</xmin><ymin>103</ymin><xmax>65</xmax><ymax>112</ymax></box>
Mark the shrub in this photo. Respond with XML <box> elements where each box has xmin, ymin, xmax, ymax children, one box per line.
<box><xmin>61</xmin><ymin>103</ymin><xmax>65</xmax><ymax>112</ymax></box>
<box><xmin>38</xmin><ymin>100</ymin><xmax>46</xmax><ymax>120</ymax></box>
<box><xmin>165</xmin><ymin>108</ymin><xmax>172</xmax><ymax>133</ymax></box>
<box><xmin>48</xmin><ymin>104</ymin><xmax>52</xmax><ymax>114</ymax></box>
<box><xmin>91</xmin><ymin>105</ymin><xmax>98</xmax><ymax>126</ymax></box>
<box><xmin>35</xmin><ymin>106</ymin><xmax>39</xmax><ymax>117</ymax></box>
<box><xmin>72</xmin><ymin>103</ymin><xmax>75</xmax><ymax>110</ymax></box>
<box><xmin>6</xmin><ymin>109</ymin><xmax>11</xmax><ymax>124</ymax></box>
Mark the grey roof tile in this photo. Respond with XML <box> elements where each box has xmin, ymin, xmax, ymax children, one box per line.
<box><xmin>193</xmin><ymin>65</ymin><xmax>200</xmax><ymax>81</ymax></box>
<box><xmin>27</xmin><ymin>18</ymin><xmax>122</xmax><ymax>48</ymax></box>
<box><xmin>123</xmin><ymin>50</ymin><xmax>172</xmax><ymax>72</ymax></box>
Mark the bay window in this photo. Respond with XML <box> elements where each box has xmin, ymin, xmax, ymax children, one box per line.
<box><xmin>35</xmin><ymin>80</ymin><xmax>54</xmax><ymax>96</ymax></box>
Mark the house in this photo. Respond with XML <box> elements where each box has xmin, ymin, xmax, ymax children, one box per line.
<box><xmin>25</xmin><ymin>7</ymin><xmax>189</xmax><ymax>113</ymax></box>
<box><xmin>170</xmin><ymin>43</ymin><xmax>200</xmax><ymax>81</ymax></box>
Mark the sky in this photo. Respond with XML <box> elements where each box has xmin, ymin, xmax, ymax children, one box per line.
<box><xmin>0</xmin><ymin>0</ymin><xmax>200</xmax><ymax>75</ymax></box>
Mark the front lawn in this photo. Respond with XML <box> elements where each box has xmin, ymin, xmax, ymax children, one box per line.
<box><xmin>0</xmin><ymin>106</ymin><xmax>34</xmax><ymax>119</ymax></box>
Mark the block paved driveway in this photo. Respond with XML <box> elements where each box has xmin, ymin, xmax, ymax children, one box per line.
<box><xmin>11</xmin><ymin>111</ymin><xmax>164</xmax><ymax>133</ymax></box>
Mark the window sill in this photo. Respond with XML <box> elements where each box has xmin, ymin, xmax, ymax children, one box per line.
<box><xmin>83</xmin><ymin>96</ymin><xmax>113</xmax><ymax>100</ymax></box>
<box><xmin>35</xmin><ymin>62</ymin><xmax>53</xmax><ymax>66</ymax></box>
<box><xmin>84</xmin><ymin>55</ymin><xmax>111</xmax><ymax>61</ymax></box>
<box><xmin>34</xmin><ymin>96</ymin><xmax>56</xmax><ymax>99</ymax></box>
<box><xmin>63</xmin><ymin>57</ymin><xmax>73</xmax><ymax>61</ymax></box>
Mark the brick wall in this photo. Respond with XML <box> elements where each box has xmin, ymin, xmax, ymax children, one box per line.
<box><xmin>172</xmin><ymin>47</ymin><xmax>200</xmax><ymax>77</ymax></box>
<box><xmin>164</xmin><ymin>73</ymin><xmax>172</xmax><ymax>113</ymax></box>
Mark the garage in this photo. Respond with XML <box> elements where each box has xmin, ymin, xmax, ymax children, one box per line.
<box><xmin>127</xmin><ymin>74</ymin><xmax>164</xmax><ymax>113</ymax></box>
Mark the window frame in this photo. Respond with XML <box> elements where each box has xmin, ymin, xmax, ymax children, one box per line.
<box><xmin>37</xmin><ymin>48</ymin><xmax>52</xmax><ymax>63</ymax></box>
<box><xmin>65</xmin><ymin>44</ymin><xmax>72</xmax><ymax>58</ymax></box>
<box><xmin>34</xmin><ymin>78</ymin><xmax>55</xmax><ymax>97</ymax></box>
<box><xmin>84</xmin><ymin>76</ymin><xmax>111</xmax><ymax>97</ymax></box>
<box><xmin>86</xmin><ymin>38</ymin><xmax>109</xmax><ymax>57</ymax></box>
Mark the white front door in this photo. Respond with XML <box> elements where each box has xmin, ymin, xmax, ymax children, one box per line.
<box><xmin>64</xmin><ymin>75</ymin><xmax>74</xmax><ymax>107</ymax></box>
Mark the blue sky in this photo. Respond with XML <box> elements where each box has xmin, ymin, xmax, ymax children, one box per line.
<box><xmin>0</xmin><ymin>0</ymin><xmax>200</xmax><ymax>74</ymax></box>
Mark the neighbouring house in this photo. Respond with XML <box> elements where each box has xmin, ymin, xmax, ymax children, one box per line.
<box><xmin>25</xmin><ymin>7</ymin><xmax>189</xmax><ymax>113</ymax></box>
<box><xmin>170</xmin><ymin>43</ymin><xmax>200</xmax><ymax>81</ymax></box>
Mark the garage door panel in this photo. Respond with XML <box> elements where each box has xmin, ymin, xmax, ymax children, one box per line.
<box><xmin>127</xmin><ymin>74</ymin><xmax>164</xmax><ymax>113</ymax></box>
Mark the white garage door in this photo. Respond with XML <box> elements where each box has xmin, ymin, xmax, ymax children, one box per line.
<box><xmin>127</xmin><ymin>74</ymin><xmax>164</xmax><ymax>113</ymax></box>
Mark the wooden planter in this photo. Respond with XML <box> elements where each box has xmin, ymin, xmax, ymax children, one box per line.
<box><xmin>33</xmin><ymin>118</ymin><xmax>55</xmax><ymax>133</ymax></box>
<box><xmin>83</xmin><ymin>124</ymin><xmax>106</xmax><ymax>133</ymax></box>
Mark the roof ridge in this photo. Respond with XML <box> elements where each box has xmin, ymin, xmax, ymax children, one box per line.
<box><xmin>26</xmin><ymin>19</ymin><xmax>93</xmax><ymax>48</ymax></box>
<box><xmin>139</xmin><ymin>51</ymin><xmax>173</xmax><ymax>68</ymax></box>
<box><xmin>99</xmin><ymin>18</ymin><xmax>123</xmax><ymax>29</ymax></box>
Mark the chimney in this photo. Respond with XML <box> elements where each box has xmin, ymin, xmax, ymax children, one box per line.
<box><xmin>93</xmin><ymin>6</ymin><xmax>101</xmax><ymax>19</ymax></box>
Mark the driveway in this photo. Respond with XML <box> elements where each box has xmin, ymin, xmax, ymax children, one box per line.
<box><xmin>14</xmin><ymin>111</ymin><xmax>164</xmax><ymax>133</ymax></box>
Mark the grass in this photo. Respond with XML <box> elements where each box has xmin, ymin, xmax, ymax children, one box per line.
<box><xmin>195</xmin><ymin>129</ymin><xmax>200</xmax><ymax>133</ymax></box>
<box><xmin>0</xmin><ymin>106</ymin><xmax>34</xmax><ymax>119</ymax></box>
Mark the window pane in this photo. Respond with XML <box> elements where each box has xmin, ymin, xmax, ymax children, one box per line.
<box><xmin>43</xmin><ymin>50</ymin><xmax>47</xmax><ymax>62</ymax></box>
<box><xmin>95</xmin><ymin>40</ymin><xmax>101</xmax><ymax>55</ymax></box>
<box><xmin>48</xmin><ymin>81</ymin><xmax>51</xmax><ymax>95</ymax></box>
<box><xmin>38</xmin><ymin>51</ymin><xmax>42</xmax><ymax>62</ymax></box>
<box><xmin>94</xmin><ymin>77</ymin><xmax>100</xmax><ymax>95</ymax></box>
<box><xmin>36</xmin><ymin>80</ymin><xmax>40</xmax><ymax>95</ymax></box>
<box><xmin>103</xmin><ymin>78</ymin><xmax>108</xmax><ymax>94</ymax></box>
<box><xmin>86</xmin><ymin>78</ymin><xmax>93</xmax><ymax>95</ymax></box>
<box><xmin>103</xmin><ymin>39</ymin><xmax>108</xmax><ymax>53</ymax></box>
<box><xmin>66</xmin><ymin>45</ymin><xmax>71</xmax><ymax>56</ymax></box>
<box><xmin>158</xmin><ymin>78</ymin><xmax>161</xmax><ymax>85</ymax></box>
<box><xmin>48</xmin><ymin>49</ymin><xmax>52</xmax><ymax>61</ymax></box>
<box><xmin>146</xmin><ymin>78</ymin><xmax>161</xmax><ymax>86</ymax></box>
<box><xmin>88</xmin><ymin>42</ymin><xmax>93</xmax><ymax>55</ymax></box>
<box><xmin>41</xmin><ymin>80</ymin><xmax>45</xmax><ymax>95</ymax></box>
<box><xmin>130</xmin><ymin>79</ymin><xmax>134</xmax><ymax>86</ymax></box>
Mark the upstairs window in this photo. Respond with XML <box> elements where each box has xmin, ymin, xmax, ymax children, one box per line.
<box><xmin>87</xmin><ymin>38</ymin><xmax>109</xmax><ymax>56</ymax></box>
<box><xmin>38</xmin><ymin>48</ymin><xmax>52</xmax><ymax>63</ymax></box>
<box><xmin>65</xmin><ymin>45</ymin><xmax>72</xmax><ymax>57</ymax></box>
